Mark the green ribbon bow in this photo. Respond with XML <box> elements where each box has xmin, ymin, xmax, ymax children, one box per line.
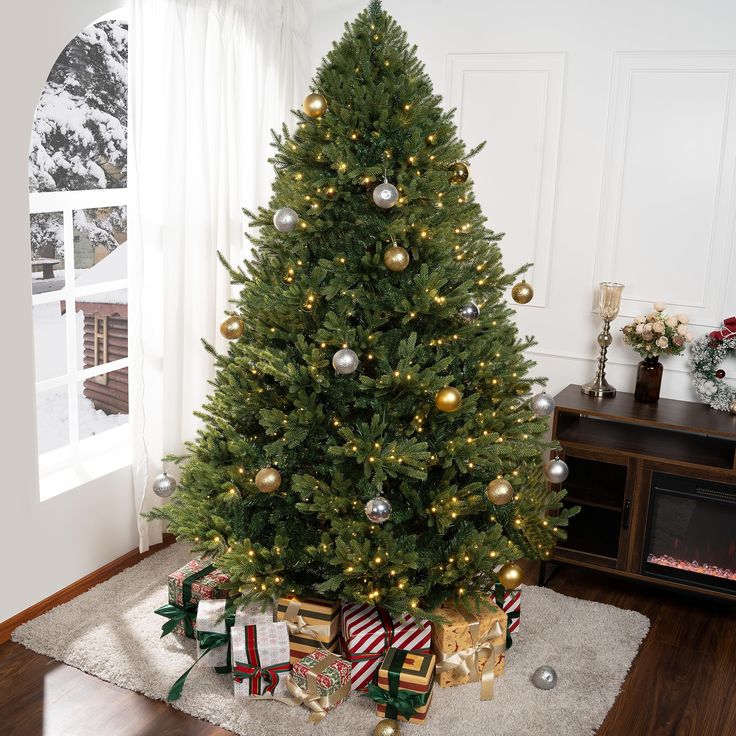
<box><xmin>167</xmin><ymin>629</ymin><xmax>232</xmax><ymax>702</ymax></box>
<box><xmin>155</xmin><ymin>602</ymin><xmax>197</xmax><ymax>638</ymax></box>
<box><xmin>366</xmin><ymin>649</ymin><xmax>431</xmax><ymax>721</ymax></box>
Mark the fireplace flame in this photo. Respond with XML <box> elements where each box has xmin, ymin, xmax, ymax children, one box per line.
<box><xmin>647</xmin><ymin>554</ymin><xmax>736</xmax><ymax>582</ymax></box>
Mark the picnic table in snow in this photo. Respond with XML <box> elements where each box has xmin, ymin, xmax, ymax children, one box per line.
<box><xmin>31</xmin><ymin>258</ymin><xmax>60</xmax><ymax>279</ymax></box>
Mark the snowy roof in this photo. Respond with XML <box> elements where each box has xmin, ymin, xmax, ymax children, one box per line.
<box><xmin>76</xmin><ymin>242</ymin><xmax>127</xmax><ymax>304</ymax></box>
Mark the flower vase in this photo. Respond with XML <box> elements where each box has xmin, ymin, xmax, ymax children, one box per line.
<box><xmin>634</xmin><ymin>356</ymin><xmax>663</xmax><ymax>402</ymax></box>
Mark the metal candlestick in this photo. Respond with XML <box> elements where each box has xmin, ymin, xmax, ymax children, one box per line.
<box><xmin>581</xmin><ymin>282</ymin><xmax>624</xmax><ymax>398</ymax></box>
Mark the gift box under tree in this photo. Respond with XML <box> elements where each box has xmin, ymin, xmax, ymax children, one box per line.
<box><xmin>276</xmin><ymin>595</ymin><xmax>341</xmax><ymax>664</ymax></box>
<box><xmin>432</xmin><ymin>599</ymin><xmax>507</xmax><ymax>699</ymax></box>
<box><xmin>232</xmin><ymin>621</ymin><xmax>291</xmax><ymax>698</ymax></box>
<box><xmin>341</xmin><ymin>602</ymin><xmax>432</xmax><ymax>692</ymax></box>
<box><xmin>289</xmin><ymin>647</ymin><xmax>352</xmax><ymax>723</ymax></box>
<box><xmin>493</xmin><ymin>584</ymin><xmax>521</xmax><ymax>647</ymax></box>
<box><xmin>155</xmin><ymin>559</ymin><xmax>231</xmax><ymax>638</ymax></box>
<box><xmin>369</xmin><ymin>647</ymin><xmax>436</xmax><ymax>725</ymax></box>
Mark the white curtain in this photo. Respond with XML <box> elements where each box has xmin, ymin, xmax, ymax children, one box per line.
<box><xmin>129</xmin><ymin>0</ymin><xmax>308</xmax><ymax>550</ymax></box>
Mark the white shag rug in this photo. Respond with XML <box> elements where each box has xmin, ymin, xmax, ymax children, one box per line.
<box><xmin>13</xmin><ymin>544</ymin><xmax>649</xmax><ymax>736</ymax></box>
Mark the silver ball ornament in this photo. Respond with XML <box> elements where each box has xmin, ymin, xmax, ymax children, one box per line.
<box><xmin>459</xmin><ymin>302</ymin><xmax>480</xmax><ymax>322</ymax></box>
<box><xmin>273</xmin><ymin>207</ymin><xmax>299</xmax><ymax>232</ymax></box>
<box><xmin>373</xmin><ymin>181</ymin><xmax>399</xmax><ymax>209</ymax></box>
<box><xmin>332</xmin><ymin>348</ymin><xmax>359</xmax><ymax>375</ymax></box>
<box><xmin>530</xmin><ymin>391</ymin><xmax>555</xmax><ymax>417</ymax></box>
<box><xmin>152</xmin><ymin>471</ymin><xmax>177</xmax><ymax>498</ymax></box>
<box><xmin>544</xmin><ymin>457</ymin><xmax>569</xmax><ymax>484</ymax></box>
<box><xmin>531</xmin><ymin>665</ymin><xmax>558</xmax><ymax>690</ymax></box>
<box><xmin>365</xmin><ymin>496</ymin><xmax>392</xmax><ymax>524</ymax></box>
<box><xmin>730</xmin><ymin>400</ymin><xmax>736</xmax><ymax>416</ymax></box>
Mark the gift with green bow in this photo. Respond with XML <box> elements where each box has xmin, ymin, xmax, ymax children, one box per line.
<box><xmin>368</xmin><ymin>647</ymin><xmax>436</xmax><ymax>724</ymax></box>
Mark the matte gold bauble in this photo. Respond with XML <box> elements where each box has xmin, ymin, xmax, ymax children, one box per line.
<box><xmin>383</xmin><ymin>245</ymin><xmax>410</xmax><ymax>272</ymax></box>
<box><xmin>511</xmin><ymin>279</ymin><xmax>534</xmax><ymax>304</ymax></box>
<box><xmin>255</xmin><ymin>467</ymin><xmax>281</xmax><ymax>493</ymax></box>
<box><xmin>486</xmin><ymin>478</ymin><xmax>514</xmax><ymax>505</ymax></box>
<box><xmin>303</xmin><ymin>92</ymin><xmax>328</xmax><ymax>118</ymax></box>
<box><xmin>220</xmin><ymin>315</ymin><xmax>244</xmax><ymax>340</ymax></box>
<box><xmin>435</xmin><ymin>386</ymin><xmax>462</xmax><ymax>413</ymax></box>
<box><xmin>449</xmin><ymin>161</ymin><xmax>469</xmax><ymax>184</ymax></box>
<box><xmin>497</xmin><ymin>562</ymin><xmax>524</xmax><ymax>590</ymax></box>
<box><xmin>374</xmin><ymin>719</ymin><xmax>401</xmax><ymax>736</ymax></box>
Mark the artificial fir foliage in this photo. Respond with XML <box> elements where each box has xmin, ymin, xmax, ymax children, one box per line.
<box><xmin>147</xmin><ymin>0</ymin><xmax>577</xmax><ymax>617</ymax></box>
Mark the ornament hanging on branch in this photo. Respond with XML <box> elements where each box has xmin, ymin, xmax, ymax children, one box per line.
<box><xmin>332</xmin><ymin>348</ymin><xmax>359</xmax><ymax>375</ymax></box>
<box><xmin>530</xmin><ymin>391</ymin><xmax>555</xmax><ymax>417</ymax></box>
<box><xmin>255</xmin><ymin>467</ymin><xmax>281</xmax><ymax>493</ymax></box>
<box><xmin>273</xmin><ymin>207</ymin><xmax>299</xmax><ymax>232</ymax></box>
<box><xmin>544</xmin><ymin>456</ymin><xmax>569</xmax><ymax>484</ymax></box>
<box><xmin>449</xmin><ymin>161</ymin><xmax>469</xmax><ymax>184</ymax></box>
<box><xmin>497</xmin><ymin>562</ymin><xmax>524</xmax><ymax>590</ymax></box>
<box><xmin>459</xmin><ymin>301</ymin><xmax>480</xmax><ymax>322</ymax></box>
<box><xmin>531</xmin><ymin>665</ymin><xmax>558</xmax><ymax>690</ymax></box>
<box><xmin>373</xmin><ymin>178</ymin><xmax>399</xmax><ymax>208</ymax></box>
<box><xmin>152</xmin><ymin>471</ymin><xmax>177</xmax><ymax>498</ymax></box>
<box><xmin>486</xmin><ymin>478</ymin><xmax>513</xmax><ymax>505</ymax></box>
<box><xmin>220</xmin><ymin>315</ymin><xmax>245</xmax><ymax>340</ymax></box>
<box><xmin>435</xmin><ymin>386</ymin><xmax>462</xmax><ymax>413</ymax></box>
<box><xmin>511</xmin><ymin>279</ymin><xmax>534</xmax><ymax>304</ymax></box>
<box><xmin>303</xmin><ymin>92</ymin><xmax>328</xmax><ymax>118</ymax></box>
<box><xmin>383</xmin><ymin>245</ymin><xmax>410</xmax><ymax>272</ymax></box>
<box><xmin>365</xmin><ymin>496</ymin><xmax>392</xmax><ymax>523</ymax></box>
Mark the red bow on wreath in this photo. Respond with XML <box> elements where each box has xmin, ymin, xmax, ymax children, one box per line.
<box><xmin>709</xmin><ymin>317</ymin><xmax>736</xmax><ymax>343</ymax></box>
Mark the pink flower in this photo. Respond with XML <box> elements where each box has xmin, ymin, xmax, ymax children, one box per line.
<box><xmin>643</xmin><ymin>331</ymin><xmax>655</xmax><ymax>341</ymax></box>
<box><xmin>656</xmin><ymin>336</ymin><xmax>669</xmax><ymax>349</ymax></box>
<box><xmin>654</xmin><ymin>301</ymin><xmax>666</xmax><ymax>312</ymax></box>
<box><xmin>652</xmin><ymin>322</ymin><xmax>665</xmax><ymax>334</ymax></box>
<box><xmin>634</xmin><ymin>315</ymin><xmax>646</xmax><ymax>324</ymax></box>
<box><xmin>677</xmin><ymin>314</ymin><xmax>689</xmax><ymax>324</ymax></box>
<box><xmin>677</xmin><ymin>323</ymin><xmax>688</xmax><ymax>335</ymax></box>
<box><xmin>635</xmin><ymin>323</ymin><xmax>645</xmax><ymax>334</ymax></box>
<box><xmin>643</xmin><ymin>323</ymin><xmax>653</xmax><ymax>333</ymax></box>
<box><xmin>673</xmin><ymin>335</ymin><xmax>685</xmax><ymax>347</ymax></box>
<box><xmin>666</xmin><ymin>316</ymin><xmax>678</xmax><ymax>328</ymax></box>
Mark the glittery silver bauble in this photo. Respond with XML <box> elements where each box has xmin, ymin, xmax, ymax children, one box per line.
<box><xmin>531</xmin><ymin>665</ymin><xmax>558</xmax><ymax>690</ymax></box>
<box><xmin>459</xmin><ymin>302</ymin><xmax>480</xmax><ymax>322</ymax></box>
<box><xmin>544</xmin><ymin>457</ymin><xmax>569</xmax><ymax>484</ymax></box>
<box><xmin>530</xmin><ymin>391</ymin><xmax>555</xmax><ymax>417</ymax></box>
<box><xmin>365</xmin><ymin>496</ymin><xmax>392</xmax><ymax>523</ymax></box>
<box><xmin>372</xmin><ymin>181</ymin><xmax>399</xmax><ymax>209</ymax></box>
<box><xmin>273</xmin><ymin>207</ymin><xmax>299</xmax><ymax>232</ymax></box>
<box><xmin>152</xmin><ymin>471</ymin><xmax>177</xmax><ymax>498</ymax></box>
<box><xmin>332</xmin><ymin>348</ymin><xmax>359</xmax><ymax>375</ymax></box>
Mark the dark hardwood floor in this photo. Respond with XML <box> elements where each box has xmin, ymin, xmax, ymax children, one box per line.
<box><xmin>1</xmin><ymin>563</ymin><xmax>735</xmax><ymax>735</ymax></box>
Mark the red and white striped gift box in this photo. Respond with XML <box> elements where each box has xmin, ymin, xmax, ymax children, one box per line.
<box><xmin>341</xmin><ymin>603</ymin><xmax>432</xmax><ymax>692</ymax></box>
<box><xmin>497</xmin><ymin>587</ymin><xmax>521</xmax><ymax>636</ymax></box>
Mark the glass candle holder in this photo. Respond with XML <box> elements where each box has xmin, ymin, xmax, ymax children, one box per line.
<box><xmin>581</xmin><ymin>282</ymin><xmax>624</xmax><ymax>398</ymax></box>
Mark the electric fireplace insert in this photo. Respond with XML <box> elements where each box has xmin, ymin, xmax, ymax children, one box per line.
<box><xmin>643</xmin><ymin>472</ymin><xmax>736</xmax><ymax>595</ymax></box>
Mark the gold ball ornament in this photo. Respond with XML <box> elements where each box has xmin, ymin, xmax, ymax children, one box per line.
<box><xmin>486</xmin><ymin>478</ymin><xmax>514</xmax><ymax>505</ymax></box>
<box><xmin>255</xmin><ymin>467</ymin><xmax>281</xmax><ymax>493</ymax></box>
<box><xmin>303</xmin><ymin>92</ymin><xmax>328</xmax><ymax>118</ymax></box>
<box><xmin>435</xmin><ymin>386</ymin><xmax>462</xmax><ymax>413</ymax></box>
<box><xmin>383</xmin><ymin>245</ymin><xmax>410</xmax><ymax>272</ymax></box>
<box><xmin>511</xmin><ymin>279</ymin><xmax>534</xmax><ymax>304</ymax></box>
<box><xmin>449</xmin><ymin>161</ymin><xmax>469</xmax><ymax>184</ymax></box>
<box><xmin>497</xmin><ymin>562</ymin><xmax>524</xmax><ymax>590</ymax></box>
<box><xmin>730</xmin><ymin>400</ymin><xmax>736</xmax><ymax>415</ymax></box>
<box><xmin>220</xmin><ymin>315</ymin><xmax>244</xmax><ymax>340</ymax></box>
<box><xmin>373</xmin><ymin>719</ymin><xmax>401</xmax><ymax>736</ymax></box>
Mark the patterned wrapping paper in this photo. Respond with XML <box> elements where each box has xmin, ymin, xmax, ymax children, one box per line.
<box><xmin>276</xmin><ymin>595</ymin><xmax>341</xmax><ymax>664</ymax></box>
<box><xmin>371</xmin><ymin>647</ymin><xmax>436</xmax><ymax>725</ymax></box>
<box><xmin>341</xmin><ymin>603</ymin><xmax>432</xmax><ymax>692</ymax></box>
<box><xmin>432</xmin><ymin>599</ymin><xmax>507</xmax><ymax>693</ymax></box>
<box><xmin>289</xmin><ymin>648</ymin><xmax>352</xmax><ymax>722</ymax></box>
<box><xmin>231</xmin><ymin>621</ymin><xmax>291</xmax><ymax>698</ymax></box>
<box><xmin>157</xmin><ymin>559</ymin><xmax>231</xmax><ymax>638</ymax></box>
<box><xmin>493</xmin><ymin>584</ymin><xmax>521</xmax><ymax>646</ymax></box>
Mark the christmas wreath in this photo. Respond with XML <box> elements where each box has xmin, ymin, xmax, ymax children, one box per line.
<box><xmin>688</xmin><ymin>317</ymin><xmax>736</xmax><ymax>412</ymax></box>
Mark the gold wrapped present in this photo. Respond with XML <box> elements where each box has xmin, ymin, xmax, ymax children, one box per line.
<box><xmin>276</xmin><ymin>595</ymin><xmax>340</xmax><ymax>664</ymax></box>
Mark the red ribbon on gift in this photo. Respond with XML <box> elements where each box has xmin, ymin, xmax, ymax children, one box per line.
<box><xmin>233</xmin><ymin>626</ymin><xmax>290</xmax><ymax>695</ymax></box>
<box><xmin>341</xmin><ymin>605</ymin><xmax>396</xmax><ymax>665</ymax></box>
<box><xmin>709</xmin><ymin>317</ymin><xmax>736</xmax><ymax>343</ymax></box>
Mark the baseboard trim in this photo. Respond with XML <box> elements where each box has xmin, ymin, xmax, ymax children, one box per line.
<box><xmin>0</xmin><ymin>533</ymin><xmax>176</xmax><ymax>645</ymax></box>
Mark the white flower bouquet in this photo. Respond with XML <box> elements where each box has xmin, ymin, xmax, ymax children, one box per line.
<box><xmin>621</xmin><ymin>302</ymin><xmax>693</xmax><ymax>358</ymax></box>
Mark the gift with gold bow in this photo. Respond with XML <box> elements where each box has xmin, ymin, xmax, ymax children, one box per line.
<box><xmin>276</xmin><ymin>595</ymin><xmax>341</xmax><ymax>664</ymax></box>
<box><xmin>232</xmin><ymin>621</ymin><xmax>291</xmax><ymax>698</ymax></box>
<box><xmin>288</xmin><ymin>648</ymin><xmax>352</xmax><ymax>723</ymax></box>
<box><xmin>432</xmin><ymin>599</ymin><xmax>507</xmax><ymax>699</ymax></box>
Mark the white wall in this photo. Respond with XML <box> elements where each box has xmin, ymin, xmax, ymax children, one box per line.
<box><xmin>306</xmin><ymin>0</ymin><xmax>736</xmax><ymax>401</ymax></box>
<box><xmin>0</xmin><ymin>0</ymin><xmax>138</xmax><ymax>622</ymax></box>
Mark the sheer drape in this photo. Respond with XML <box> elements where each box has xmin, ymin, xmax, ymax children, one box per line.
<box><xmin>129</xmin><ymin>0</ymin><xmax>307</xmax><ymax>550</ymax></box>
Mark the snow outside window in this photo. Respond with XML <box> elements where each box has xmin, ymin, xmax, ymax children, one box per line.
<box><xmin>29</xmin><ymin>11</ymin><xmax>130</xmax><ymax>498</ymax></box>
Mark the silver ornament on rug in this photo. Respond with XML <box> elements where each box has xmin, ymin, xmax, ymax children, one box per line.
<box><xmin>365</xmin><ymin>496</ymin><xmax>392</xmax><ymax>523</ymax></box>
<box><xmin>373</xmin><ymin>180</ymin><xmax>399</xmax><ymax>209</ymax></box>
<box><xmin>530</xmin><ymin>391</ymin><xmax>555</xmax><ymax>417</ymax></box>
<box><xmin>459</xmin><ymin>302</ymin><xmax>480</xmax><ymax>322</ymax></box>
<box><xmin>544</xmin><ymin>457</ymin><xmax>569</xmax><ymax>484</ymax></box>
<box><xmin>531</xmin><ymin>665</ymin><xmax>558</xmax><ymax>690</ymax></box>
<box><xmin>273</xmin><ymin>207</ymin><xmax>299</xmax><ymax>232</ymax></box>
<box><xmin>332</xmin><ymin>348</ymin><xmax>359</xmax><ymax>375</ymax></box>
<box><xmin>152</xmin><ymin>471</ymin><xmax>177</xmax><ymax>498</ymax></box>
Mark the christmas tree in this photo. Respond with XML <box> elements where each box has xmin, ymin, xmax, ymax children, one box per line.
<box><xmin>148</xmin><ymin>0</ymin><xmax>576</xmax><ymax>617</ymax></box>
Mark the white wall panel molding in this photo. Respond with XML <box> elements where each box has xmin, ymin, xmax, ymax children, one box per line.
<box><xmin>594</xmin><ymin>51</ymin><xmax>736</xmax><ymax>327</ymax></box>
<box><xmin>445</xmin><ymin>52</ymin><xmax>566</xmax><ymax>307</ymax></box>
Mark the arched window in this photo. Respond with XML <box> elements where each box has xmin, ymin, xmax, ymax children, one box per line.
<box><xmin>29</xmin><ymin>10</ymin><xmax>129</xmax><ymax>496</ymax></box>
